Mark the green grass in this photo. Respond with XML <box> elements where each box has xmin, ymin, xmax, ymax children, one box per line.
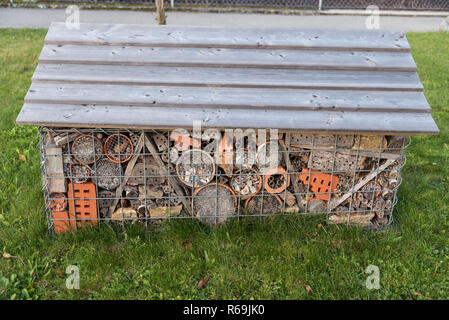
<box><xmin>0</xmin><ymin>29</ymin><xmax>448</xmax><ymax>300</ymax></box>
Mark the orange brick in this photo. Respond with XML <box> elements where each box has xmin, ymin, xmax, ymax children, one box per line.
<box><xmin>68</xmin><ymin>182</ymin><xmax>98</xmax><ymax>228</ymax></box>
<box><xmin>299</xmin><ymin>168</ymin><xmax>339</xmax><ymax>202</ymax></box>
<box><xmin>52</xmin><ymin>211</ymin><xmax>76</xmax><ymax>235</ymax></box>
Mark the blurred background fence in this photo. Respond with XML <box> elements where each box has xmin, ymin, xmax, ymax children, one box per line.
<box><xmin>20</xmin><ymin>0</ymin><xmax>449</xmax><ymax>11</ymax></box>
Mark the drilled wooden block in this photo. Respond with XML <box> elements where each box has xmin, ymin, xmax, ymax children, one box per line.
<box><xmin>309</xmin><ymin>150</ymin><xmax>358</xmax><ymax>172</ymax></box>
<box><xmin>290</xmin><ymin>134</ymin><xmax>354</xmax><ymax>148</ymax></box>
<box><xmin>354</xmin><ymin>135</ymin><xmax>387</xmax><ymax>151</ymax></box>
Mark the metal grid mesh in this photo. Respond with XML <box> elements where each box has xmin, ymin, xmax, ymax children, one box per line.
<box><xmin>40</xmin><ymin>127</ymin><xmax>408</xmax><ymax>235</ymax></box>
<box><xmin>34</xmin><ymin>0</ymin><xmax>449</xmax><ymax>10</ymax></box>
<box><xmin>322</xmin><ymin>0</ymin><xmax>449</xmax><ymax>10</ymax></box>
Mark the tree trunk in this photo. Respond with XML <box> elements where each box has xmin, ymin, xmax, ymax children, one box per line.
<box><xmin>155</xmin><ymin>0</ymin><xmax>166</xmax><ymax>25</ymax></box>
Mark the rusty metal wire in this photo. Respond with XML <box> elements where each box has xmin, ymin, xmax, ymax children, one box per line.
<box><xmin>39</xmin><ymin>127</ymin><xmax>408</xmax><ymax>235</ymax></box>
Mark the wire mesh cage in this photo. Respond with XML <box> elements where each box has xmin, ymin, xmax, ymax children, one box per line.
<box><xmin>39</xmin><ymin>127</ymin><xmax>408</xmax><ymax>235</ymax></box>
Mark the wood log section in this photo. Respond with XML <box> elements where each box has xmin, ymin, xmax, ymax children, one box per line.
<box><xmin>354</xmin><ymin>135</ymin><xmax>388</xmax><ymax>150</ymax></box>
<box><xmin>389</xmin><ymin>179</ymin><xmax>398</xmax><ymax>189</ymax></box>
<box><xmin>150</xmin><ymin>205</ymin><xmax>183</xmax><ymax>218</ymax></box>
<box><xmin>111</xmin><ymin>207</ymin><xmax>138</xmax><ymax>221</ymax></box>
<box><xmin>389</xmin><ymin>170</ymin><xmax>399</xmax><ymax>179</ymax></box>
<box><xmin>328</xmin><ymin>212</ymin><xmax>375</xmax><ymax>227</ymax></box>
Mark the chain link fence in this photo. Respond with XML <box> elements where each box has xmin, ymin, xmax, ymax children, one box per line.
<box><xmin>320</xmin><ymin>0</ymin><xmax>449</xmax><ymax>10</ymax></box>
<box><xmin>32</xmin><ymin>0</ymin><xmax>449</xmax><ymax>10</ymax></box>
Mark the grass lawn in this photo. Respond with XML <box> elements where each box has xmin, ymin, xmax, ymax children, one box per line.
<box><xmin>0</xmin><ymin>29</ymin><xmax>448</xmax><ymax>300</ymax></box>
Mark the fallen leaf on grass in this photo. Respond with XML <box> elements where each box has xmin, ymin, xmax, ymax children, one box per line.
<box><xmin>197</xmin><ymin>275</ymin><xmax>210</xmax><ymax>290</ymax></box>
<box><xmin>298</xmin><ymin>280</ymin><xmax>312</xmax><ymax>292</ymax></box>
<box><xmin>56</xmin><ymin>270</ymin><xmax>65</xmax><ymax>276</ymax></box>
<box><xmin>182</xmin><ymin>241</ymin><xmax>192</xmax><ymax>248</ymax></box>
<box><xmin>413</xmin><ymin>291</ymin><xmax>428</xmax><ymax>299</ymax></box>
<box><xmin>18</xmin><ymin>154</ymin><xmax>27</xmax><ymax>162</ymax></box>
<box><xmin>2</xmin><ymin>252</ymin><xmax>18</xmax><ymax>259</ymax></box>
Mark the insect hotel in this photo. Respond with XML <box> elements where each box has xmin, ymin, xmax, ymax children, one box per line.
<box><xmin>16</xmin><ymin>23</ymin><xmax>439</xmax><ymax>234</ymax></box>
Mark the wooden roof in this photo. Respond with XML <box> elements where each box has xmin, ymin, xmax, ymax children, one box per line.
<box><xmin>16</xmin><ymin>23</ymin><xmax>439</xmax><ymax>135</ymax></box>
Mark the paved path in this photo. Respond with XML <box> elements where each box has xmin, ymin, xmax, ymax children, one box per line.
<box><xmin>0</xmin><ymin>8</ymin><xmax>446</xmax><ymax>31</ymax></box>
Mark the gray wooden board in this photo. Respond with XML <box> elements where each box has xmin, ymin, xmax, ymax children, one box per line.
<box><xmin>16</xmin><ymin>23</ymin><xmax>439</xmax><ymax>135</ymax></box>
<box><xmin>45</xmin><ymin>146</ymin><xmax>67</xmax><ymax>193</ymax></box>
<box><xmin>44</xmin><ymin>23</ymin><xmax>411</xmax><ymax>52</ymax></box>
<box><xmin>25</xmin><ymin>83</ymin><xmax>430</xmax><ymax>113</ymax></box>
<box><xmin>39</xmin><ymin>44</ymin><xmax>416</xmax><ymax>71</ymax></box>
<box><xmin>33</xmin><ymin>64</ymin><xmax>423</xmax><ymax>91</ymax></box>
<box><xmin>17</xmin><ymin>103</ymin><xmax>440</xmax><ymax>135</ymax></box>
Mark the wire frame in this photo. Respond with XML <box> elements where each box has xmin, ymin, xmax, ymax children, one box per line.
<box><xmin>104</xmin><ymin>133</ymin><xmax>134</xmax><ymax>163</ymax></box>
<box><xmin>71</xmin><ymin>134</ymin><xmax>103</xmax><ymax>164</ymax></box>
<box><xmin>39</xmin><ymin>127</ymin><xmax>408</xmax><ymax>235</ymax></box>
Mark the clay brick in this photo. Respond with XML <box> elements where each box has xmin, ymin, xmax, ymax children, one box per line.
<box><xmin>68</xmin><ymin>182</ymin><xmax>98</xmax><ymax>227</ymax></box>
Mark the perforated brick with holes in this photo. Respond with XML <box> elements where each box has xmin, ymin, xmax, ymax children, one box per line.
<box><xmin>67</xmin><ymin>182</ymin><xmax>98</xmax><ymax>229</ymax></box>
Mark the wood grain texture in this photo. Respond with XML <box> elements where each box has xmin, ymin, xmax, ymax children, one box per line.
<box><xmin>16</xmin><ymin>103</ymin><xmax>440</xmax><ymax>135</ymax></box>
<box><xmin>32</xmin><ymin>64</ymin><xmax>423</xmax><ymax>91</ymax></box>
<box><xmin>39</xmin><ymin>44</ymin><xmax>416</xmax><ymax>71</ymax></box>
<box><xmin>44</xmin><ymin>23</ymin><xmax>411</xmax><ymax>52</ymax></box>
<box><xmin>25</xmin><ymin>83</ymin><xmax>430</xmax><ymax>113</ymax></box>
<box><xmin>45</xmin><ymin>146</ymin><xmax>67</xmax><ymax>193</ymax></box>
<box><xmin>16</xmin><ymin>23</ymin><xmax>439</xmax><ymax>135</ymax></box>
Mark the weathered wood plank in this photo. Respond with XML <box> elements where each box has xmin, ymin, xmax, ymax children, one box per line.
<box><xmin>16</xmin><ymin>23</ymin><xmax>439</xmax><ymax>136</ymax></box>
<box><xmin>45</xmin><ymin>146</ymin><xmax>67</xmax><ymax>193</ymax></box>
<box><xmin>16</xmin><ymin>103</ymin><xmax>440</xmax><ymax>135</ymax></box>
<box><xmin>25</xmin><ymin>83</ymin><xmax>431</xmax><ymax>113</ymax></box>
<box><xmin>33</xmin><ymin>64</ymin><xmax>423</xmax><ymax>91</ymax></box>
<box><xmin>39</xmin><ymin>45</ymin><xmax>416</xmax><ymax>71</ymax></box>
<box><xmin>44</xmin><ymin>23</ymin><xmax>411</xmax><ymax>52</ymax></box>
